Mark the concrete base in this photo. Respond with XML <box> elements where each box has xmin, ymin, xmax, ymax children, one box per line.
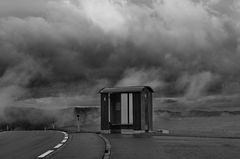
<box><xmin>101</xmin><ymin>130</ymin><xmax>110</xmax><ymax>134</ymax></box>
<box><xmin>121</xmin><ymin>129</ymin><xmax>134</xmax><ymax>134</ymax></box>
<box><xmin>101</xmin><ymin>129</ymin><xmax>148</xmax><ymax>134</ymax></box>
<box><xmin>133</xmin><ymin>130</ymin><xmax>146</xmax><ymax>134</ymax></box>
<box><xmin>121</xmin><ymin>129</ymin><xmax>146</xmax><ymax>134</ymax></box>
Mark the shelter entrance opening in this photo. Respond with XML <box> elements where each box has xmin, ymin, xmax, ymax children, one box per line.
<box><xmin>109</xmin><ymin>93</ymin><xmax>133</xmax><ymax>126</ymax></box>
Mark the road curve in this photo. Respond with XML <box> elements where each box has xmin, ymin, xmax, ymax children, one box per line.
<box><xmin>0</xmin><ymin>131</ymin><xmax>64</xmax><ymax>159</ymax></box>
<box><xmin>50</xmin><ymin>133</ymin><xmax>105</xmax><ymax>159</ymax></box>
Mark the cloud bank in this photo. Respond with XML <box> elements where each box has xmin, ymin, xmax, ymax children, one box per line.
<box><xmin>0</xmin><ymin>0</ymin><xmax>240</xmax><ymax>108</ymax></box>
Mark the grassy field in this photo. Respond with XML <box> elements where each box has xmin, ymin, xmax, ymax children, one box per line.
<box><xmin>153</xmin><ymin>115</ymin><xmax>240</xmax><ymax>137</ymax></box>
<box><xmin>153</xmin><ymin>95</ymin><xmax>240</xmax><ymax>137</ymax></box>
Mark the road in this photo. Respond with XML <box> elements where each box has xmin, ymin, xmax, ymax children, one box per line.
<box><xmin>4</xmin><ymin>130</ymin><xmax>239</xmax><ymax>159</ymax></box>
<box><xmin>0</xmin><ymin>131</ymin><xmax>105</xmax><ymax>159</ymax></box>
<box><xmin>106</xmin><ymin>134</ymin><xmax>240</xmax><ymax>159</ymax></box>
<box><xmin>50</xmin><ymin>133</ymin><xmax>105</xmax><ymax>159</ymax></box>
<box><xmin>0</xmin><ymin>131</ymin><xmax>63</xmax><ymax>159</ymax></box>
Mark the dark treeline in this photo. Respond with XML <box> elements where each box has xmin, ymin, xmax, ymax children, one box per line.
<box><xmin>0</xmin><ymin>107</ymin><xmax>56</xmax><ymax>130</ymax></box>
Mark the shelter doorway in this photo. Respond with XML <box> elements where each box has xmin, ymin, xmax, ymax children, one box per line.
<box><xmin>109</xmin><ymin>93</ymin><xmax>134</xmax><ymax>131</ymax></box>
<box><xmin>110</xmin><ymin>94</ymin><xmax>121</xmax><ymax>125</ymax></box>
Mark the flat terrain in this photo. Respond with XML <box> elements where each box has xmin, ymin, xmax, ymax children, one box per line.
<box><xmin>106</xmin><ymin>134</ymin><xmax>240</xmax><ymax>159</ymax></box>
<box><xmin>153</xmin><ymin>115</ymin><xmax>240</xmax><ymax>137</ymax></box>
<box><xmin>50</xmin><ymin>133</ymin><xmax>105</xmax><ymax>159</ymax></box>
<box><xmin>0</xmin><ymin>131</ymin><xmax>63</xmax><ymax>159</ymax></box>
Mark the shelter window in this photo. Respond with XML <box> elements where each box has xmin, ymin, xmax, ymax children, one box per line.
<box><xmin>121</xmin><ymin>93</ymin><xmax>133</xmax><ymax>124</ymax></box>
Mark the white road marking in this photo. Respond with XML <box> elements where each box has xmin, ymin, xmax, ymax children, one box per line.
<box><xmin>37</xmin><ymin>131</ymin><xmax>68</xmax><ymax>158</ymax></box>
<box><xmin>60</xmin><ymin>131</ymin><xmax>68</xmax><ymax>144</ymax></box>
<box><xmin>38</xmin><ymin>150</ymin><xmax>54</xmax><ymax>158</ymax></box>
<box><xmin>61</xmin><ymin>139</ymin><xmax>67</xmax><ymax>143</ymax></box>
<box><xmin>54</xmin><ymin>143</ymin><xmax>63</xmax><ymax>149</ymax></box>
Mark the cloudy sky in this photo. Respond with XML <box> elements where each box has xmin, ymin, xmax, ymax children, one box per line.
<box><xmin>0</xmin><ymin>0</ymin><xmax>240</xmax><ymax>105</ymax></box>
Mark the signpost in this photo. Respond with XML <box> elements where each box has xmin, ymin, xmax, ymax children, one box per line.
<box><xmin>77</xmin><ymin>114</ymin><xmax>80</xmax><ymax>132</ymax></box>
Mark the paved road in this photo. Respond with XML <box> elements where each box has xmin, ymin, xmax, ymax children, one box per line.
<box><xmin>50</xmin><ymin>133</ymin><xmax>105</xmax><ymax>159</ymax></box>
<box><xmin>106</xmin><ymin>134</ymin><xmax>240</xmax><ymax>159</ymax></box>
<box><xmin>0</xmin><ymin>131</ymin><xmax>63</xmax><ymax>159</ymax></box>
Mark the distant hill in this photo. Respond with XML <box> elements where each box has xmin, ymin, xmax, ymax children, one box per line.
<box><xmin>153</xmin><ymin>94</ymin><xmax>240</xmax><ymax>117</ymax></box>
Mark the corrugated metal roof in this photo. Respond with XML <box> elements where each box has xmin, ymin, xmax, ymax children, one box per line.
<box><xmin>99</xmin><ymin>86</ymin><xmax>154</xmax><ymax>93</ymax></box>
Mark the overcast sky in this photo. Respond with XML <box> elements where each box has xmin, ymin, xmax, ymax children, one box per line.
<box><xmin>0</xmin><ymin>0</ymin><xmax>240</xmax><ymax>101</ymax></box>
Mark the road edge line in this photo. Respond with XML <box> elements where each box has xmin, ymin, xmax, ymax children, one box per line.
<box><xmin>38</xmin><ymin>150</ymin><xmax>54</xmax><ymax>158</ymax></box>
<box><xmin>37</xmin><ymin>131</ymin><xmax>69</xmax><ymax>158</ymax></box>
<box><xmin>98</xmin><ymin>134</ymin><xmax>111</xmax><ymax>159</ymax></box>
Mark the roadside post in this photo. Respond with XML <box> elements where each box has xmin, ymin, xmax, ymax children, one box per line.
<box><xmin>77</xmin><ymin>114</ymin><xmax>80</xmax><ymax>132</ymax></box>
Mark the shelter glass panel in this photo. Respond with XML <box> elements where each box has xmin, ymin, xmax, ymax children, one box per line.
<box><xmin>121</xmin><ymin>93</ymin><xmax>128</xmax><ymax>124</ymax></box>
<box><xmin>129</xmin><ymin>93</ymin><xmax>133</xmax><ymax>124</ymax></box>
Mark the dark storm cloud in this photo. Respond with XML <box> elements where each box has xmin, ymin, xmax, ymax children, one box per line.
<box><xmin>0</xmin><ymin>0</ymin><xmax>240</xmax><ymax>106</ymax></box>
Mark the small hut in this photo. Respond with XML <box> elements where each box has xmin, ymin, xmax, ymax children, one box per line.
<box><xmin>99</xmin><ymin>86</ymin><xmax>153</xmax><ymax>133</ymax></box>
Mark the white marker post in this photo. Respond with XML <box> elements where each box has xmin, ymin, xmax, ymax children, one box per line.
<box><xmin>77</xmin><ymin>114</ymin><xmax>80</xmax><ymax>132</ymax></box>
<box><xmin>52</xmin><ymin>123</ymin><xmax>55</xmax><ymax>129</ymax></box>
